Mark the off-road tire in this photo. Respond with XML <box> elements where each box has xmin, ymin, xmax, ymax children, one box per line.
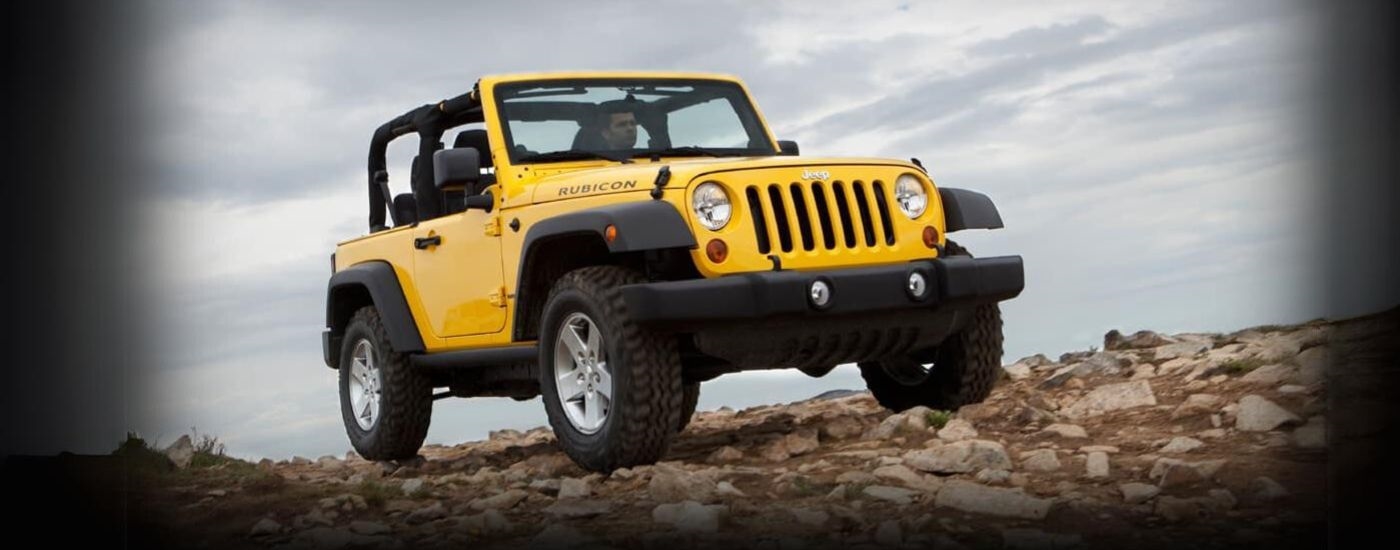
<box><xmin>677</xmin><ymin>382</ymin><xmax>700</xmax><ymax>433</ymax></box>
<box><xmin>339</xmin><ymin>306</ymin><xmax>432</xmax><ymax>460</ymax></box>
<box><xmin>538</xmin><ymin>266</ymin><xmax>684</xmax><ymax>472</ymax></box>
<box><xmin>857</xmin><ymin>241</ymin><xmax>1004</xmax><ymax>412</ymax></box>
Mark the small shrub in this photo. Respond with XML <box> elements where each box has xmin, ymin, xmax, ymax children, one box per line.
<box><xmin>353</xmin><ymin>481</ymin><xmax>399</xmax><ymax>508</ymax></box>
<box><xmin>925</xmin><ymin>409</ymin><xmax>953</xmax><ymax>430</ymax></box>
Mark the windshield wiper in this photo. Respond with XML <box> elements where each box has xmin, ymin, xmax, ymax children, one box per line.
<box><xmin>633</xmin><ymin>146</ymin><xmax>725</xmax><ymax>159</ymax></box>
<box><xmin>518</xmin><ymin>150</ymin><xmax>632</xmax><ymax>164</ymax></box>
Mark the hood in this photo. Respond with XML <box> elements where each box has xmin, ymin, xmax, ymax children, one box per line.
<box><xmin>527</xmin><ymin>156</ymin><xmax>922</xmax><ymax>205</ymax></box>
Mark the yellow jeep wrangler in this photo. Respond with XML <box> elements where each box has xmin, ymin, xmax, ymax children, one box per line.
<box><xmin>324</xmin><ymin>71</ymin><xmax>1024</xmax><ymax>472</ymax></box>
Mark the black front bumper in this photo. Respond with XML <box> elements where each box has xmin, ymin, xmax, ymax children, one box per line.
<box><xmin>620</xmin><ymin>255</ymin><xmax>1024</xmax><ymax>324</ymax></box>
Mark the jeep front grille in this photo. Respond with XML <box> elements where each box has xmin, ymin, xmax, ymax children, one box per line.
<box><xmin>745</xmin><ymin>180</ymin><xmax>897</xmax><ymax>254</ymax></box>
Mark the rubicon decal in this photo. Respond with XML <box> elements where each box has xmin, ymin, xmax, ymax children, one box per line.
<box><xmin>557</xmin><ymin>180</ymin><xmax>638</xmax><ymax>196</ymax></box>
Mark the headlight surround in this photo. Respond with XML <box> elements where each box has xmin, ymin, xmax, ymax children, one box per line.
<box><xmin>894</xmin><ymin>173</ymin><xmax>928</xmax><ymax>219</ymax></box>
<box><xmin>692</xmin><ymin>182</ymin><xmax>732</xmax><ymax>231</ymax></box>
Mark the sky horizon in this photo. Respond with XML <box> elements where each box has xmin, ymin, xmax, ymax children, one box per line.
<box><xmin>81</xmin><ymin>0</ymin><xmax>1355</xmax><ymax>462</ymax></box>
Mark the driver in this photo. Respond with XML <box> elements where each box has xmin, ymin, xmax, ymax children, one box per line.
<box><xmin>596</xmin><ymin>99</ymin><xmax>639</xmax><ymax>150</ymax></box>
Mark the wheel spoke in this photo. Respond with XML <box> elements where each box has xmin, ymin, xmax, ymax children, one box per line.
<box><xmin>584</xmin><ymin>392</ymin><xmax>601</xmax><ymax>427</ymax></box>
<box><xmin>586</xmin><ymin>323</ymin><xmax>601</xmax><ymax>360</ymax></box>
<box><xmin>594</xmin><ymin>362</ymin><xmax>612</xmax><ymax>400</ymax></box>
<box><xmin>557</xmin><ymin>369</ymin><xmax>586</xmax><ymax>401</ymax></box>
<box><xmin>562</xmin><ymin>323</ymin><xmax>588</xmax><ymax>358</ymax></box>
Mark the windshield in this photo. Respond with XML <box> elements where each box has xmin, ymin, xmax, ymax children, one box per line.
<box><xmin>495</xmin><ymin>79</ymin><xmax>777</xmax><ymax>164</ymax></box>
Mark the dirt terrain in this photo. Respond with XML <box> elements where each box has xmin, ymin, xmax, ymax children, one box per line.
<box><xmin>110</xmin><ymin>310</ymin><xmax>1387</xmax><ymax>550</ymax></box>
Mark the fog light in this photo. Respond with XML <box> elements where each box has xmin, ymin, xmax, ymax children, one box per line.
<box><xmin>907</xmin><ymin>272</ymin><xmax>928</xmax><ymax>300</ymax></box>
<box><xmin>705</xmin><ymin>239</ymin><xmax>729</xmax><ymax>263</ymax></box>
<box><xmin>809</xmin><ymin>280</ymin><xmax>832</xmax><ymax>309</ymax></box>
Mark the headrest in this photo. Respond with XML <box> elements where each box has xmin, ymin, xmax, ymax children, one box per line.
<box><xmin>453</xmin><ymin>129</ymin><xmax>492</xmax><ymax>168</ymax></box>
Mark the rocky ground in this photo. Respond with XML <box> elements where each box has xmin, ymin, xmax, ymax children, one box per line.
<box><xmin>114</xmin><ymin>312</ymin><xmax>1383</xmax><ymax>550</ymax></box>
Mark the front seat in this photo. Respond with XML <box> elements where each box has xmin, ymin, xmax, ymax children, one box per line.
<box><xmin>452</xmin><ymin>129</ymin><xmax>496</xmax><ymax>195</ymax></box>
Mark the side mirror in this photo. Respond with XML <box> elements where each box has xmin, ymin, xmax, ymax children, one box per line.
<box><xmin>778</xmin><ymin>140</ymin><xmax>800</xmax><ymax>156</ymax></box>
<box><xmin>432</xmin><ymin>148</ymin><xmax>480</xmax><ymax>190</ymax></box>
<box><xmin>464</xmin><ymin>191</ymin><xmax>494</xmax><ymax>213</ymax></box>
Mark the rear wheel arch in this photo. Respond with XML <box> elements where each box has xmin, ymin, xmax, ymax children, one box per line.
<box><xmin>326</xmin><ymin>261</ymin><xmax>425</xmax><ymax>368</ymax></box>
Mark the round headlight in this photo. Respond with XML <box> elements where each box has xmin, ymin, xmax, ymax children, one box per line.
<box><xmin>894</xmin><ymin>173</ymin><xmax>928</xmax><ymax>219</ymax></box>
<box><xmin>692</xmin><ymin>182</ymin><xmax>732</xmax><ymax>231</ymax></box>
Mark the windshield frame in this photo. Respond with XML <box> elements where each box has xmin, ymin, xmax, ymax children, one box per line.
<box><xmin>492</xmin><ymin>77</ymin><xmax>779</xmax><ymax>165</ymax></box>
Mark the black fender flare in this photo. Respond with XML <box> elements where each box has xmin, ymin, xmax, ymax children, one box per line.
<box><xmin>939</xmin><ymin>188</ymin><xmax>1005</xmax><ymax>232</ymax></box>
<box><xmin>514</xmin><ymin>201</ymin><xmax>697</xmax><ymax>340</ymax></box>
<box><xmin>325</xmin><ymin>261</ymin><xmax>425</xmax><ymax>368</ymax></box>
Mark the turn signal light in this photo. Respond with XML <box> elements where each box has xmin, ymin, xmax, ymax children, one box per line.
<box><xmin>922</xmin><ymin>226</ymin><xmax>939</xmax><ymax>249</ymax></box>
<box><xmin>706</xmin><ymin>239</ymin><xmax>729</xmax><ymax>263</ymax></box>
<box><xmin>605</xmin><ymin>225</ymin><xmax>618</xmax><ymax>243</ymax></box>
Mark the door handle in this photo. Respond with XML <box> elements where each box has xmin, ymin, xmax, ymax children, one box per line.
<box><xmin>414</xmin><ymin>235</ymin><xmax>441</xmax><ymax>250</ymax></box>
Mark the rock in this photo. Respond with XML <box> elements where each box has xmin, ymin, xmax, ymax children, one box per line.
<box><xmin>406</xmin><ymin>501</ymin><xmax>447</xmax><ymax>525</ymax></box>
<box><xmin>1251</xmin><ymin>477</ymin><xmax>1289</xmax><ymax>501</ymax></box>
<box><xmin>652</xmin><ymin>500</ymin><xmax>726</xmax><ymax>532</ymax></box>
<box><xmin>760</xmin><ymin>438</ymin><xmax>791</xmax><ymax>462</ymax></box>
<box><xmin>836</xmin><ymin>470</ymin><xmax>878</xmax><ymax>485</ymax></box>
<box><xmin>1295</xmin><ymin>346</ymin><xmax>1327</xmax><ymax>385</ymax></box>
<box><xmin>1170</xmin><ymin>394</ymin><xmax>1222</xmax><ymax>420</ymax></box>
<box><xmin>557</xmin><ymin>477</ymin><xmax>591</xmax><ymax>499</ymax></box>
<box><xmin>163</xmin><ymin>435</ymin><xmax>195</xmax><ymax>469</ymax></box>
<box><xmin>1085</xmin><ymin>452</ymin><xmax>1110</xmax><ymax>479</ymax></box>
<box><xmin>873</xmin><ymin>464</ymin><xmax>941</xmax><ymax>492</ymax></box>
<box><xmin>900</xmin><ymin>406</ymin><xmax>936</xmax><ymax>431</ymax></box>
<box><xmin>1249</xmin><ymin>339</ymin><xmax>1301</xmax><ymax>363</ymax></box>
<box><xmin>903</xmin><ymin>440</ymin><xmax>1011</xmax><ymax>474</ymax></box>
<box><xmin>529</xmin><ymin>478</ymin><xmax>561</xmax><ymax>494</ymax></box>
<box><xmin>295</xmin><ymin>527</ymin><xmax>393</xmax><ymax>549</ymax></box>
<box><xmin>250</xmin><ymin>518</ymin><xmax>281</xmax><ymax>536</ymax></box>
<box><xmin>1240</xmin><ymin>364</ymin><xmax>1298</xmax><ymax>386</ymax></box>
<box><xmin>1020</xmin><ymin>449</ymin><xmax>1061</xmax><ymax>472</ymax></box>
<box><xmin>1236</xmin><ymin>395</ymin><xmax>1302</xmax><ymax>432</ymax></box>
<box><xmin>863</xmin><ymin>485</ymin><xmax>919</xmax><ymax>505</ymax></box>
<box><xmin>1106</xmin><ymin>329</ymin><xmax>1174</xmax><ymax>350</ymax></box>
<box><xmin>400</xmin><ymin>478</ymin><xmax>426</xmax><ymax>497</ymax></box>
<box><xmin>1015</xmin><ymin>353</ymin><xmax>1055</xmax><ymax>370</ymax></box>
<box><xmin>1278</xmin><ymin>385</ymin><xmax>1308</xmax><ymax>394</ymax></box>
<box><xmin>1039</xmin><ymin>366</ymin><xmax>1077</xmax><ymax>389</ymax></box>
<box><xmin>789</xmin><ymin>508</ymin><xmax>829</xmax><ymax>526</ymax></box>
<box><xmin>934</xmin><ymin>480</ymin><xmax>1052</xmax><ymax>520</ymax></box>
<box><xmin>1152</xmin><ymin>458</ymin><xmax>1226</xmax><ymax>488</ymax></box>
<box><xmin>1040</xmin><ymin>424</ymin><xmax>1088</xmax><ymax>439</ymax></box>
<box><xmin>1293</xmin><ymin>416</ymin><xmax>1326</xmax><ymax>448</ymax></box>
<box><xmin>1002</xmin><ymin>528</ymin><xmax>1084</xmax><ymax>550</ymax></box>
<box><xmin>1132</xmin><ymin>364</ymin><xmax>1158</xmax><ymax>379</ymax></box>
<box><xmin>649</xmin><ymin>464</ymin><xmax>717</xmax><ymax>503</ymax></box>
<box><xmin>937</xmin><ymin>419</ymin><xmax>979</xmax><ymax>441</ymax></box>
<box><xmin>708</xmin><ymin>446</ymin><xmax>744</xmax><ymax>464</ymax></box>
<box><xmin>1004</xmin><ymin>363</ymin><xmax>1033</xmax><ymax>381</ymax></box>
<box><xmin>976</xmin><ymin>468</ymin><xmax>1011</xmax><ymax>485</ymax></box>
<box><xmin>821</xmin><ymin>417</ymin><xmax>865</xmax><ymax>440</ymax></box>
<box><xmin>875</xmin><ymin>520</ymin><xmax>903</xmax><ymax>546</ymax></box>
<box><xmin>349</xmin><ymin>521</ymin><xmax>391</xmax><ymax>536</ymax></box>
<box><xmin>1062</xmin><ymin>381</ymin><xmax>1157</xmax><ymax>418</ymax></box>
<box><xmin>1158</xmin><ymin>357</ymin><xmax>1202</xmax><ymax>376</ymax></box>
<box><xmin>470</xmin><ymin>489</ymin><xmax>528</xmax><ymax>511</ymax></box>
<box><xmin>1155</xmin><ymin>342</ymin><xmax>1211</xmax><ymax>361</ymax></box>
<box><xmin>1078</xmin><ymin>445</ymin><xmax>1120</xmax><ymax>454</ymax></box>
<box><xmin>489</xmin><ymin>428</ymin><xmax>523</xmax><ymax>442</ymax></box>
<box><xmin>1156</xmin><ymin>496</ymin><xmax>1206</xmax><ymax>522</ymax></box>
<box><xmin>784</xmin><ymin>429</ymin><xmax>820</xmax><ymax>456</ymax></box>
<box><xmin>1208</xmin><ymin>489</ymin><xmax>1237</xmax><ymax>510</ymax></box>
<box><xmin>531</xmin><ymin>524</ymin><xmax>593</xmax><ymax>548</ymax></box>
<box><xmin>1120</xmin><ymin>483</ymin><xmax>1159</xmax><ymax>504</ymax></box>
<box><xmin>716</xmin><ymin>481</ymin><xmax>746</xmax><ymax>497</ymax></box>
<box><xmin>955</xmin><ymin>403</ymin><xmax>1001</xmax><ymax>422</ymax></box>
<box><xmin>543</xmin><ymin>499</ymin><xmax>612</xmax><ymax>519</ymax></box>
<box><xmin>1159</xmin><ymin>437</ymin><xmax>1205</xmax><ymax>454</ymax></box>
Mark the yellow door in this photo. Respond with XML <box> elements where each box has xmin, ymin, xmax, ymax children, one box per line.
<box><xmin>411</xmin><ymin>208</ymin><xmax>506</xmax><ymax>338</ymax></box>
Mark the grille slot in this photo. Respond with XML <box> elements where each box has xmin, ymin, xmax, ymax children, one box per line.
<box><xmin>744</xmin><ymin>179</ymin><xmax>897</xmax><ymax>256</ymax></box>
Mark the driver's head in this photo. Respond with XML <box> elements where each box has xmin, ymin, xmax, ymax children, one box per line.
<box><xmin>597</xmin><ymin>100</ymin><xmax>638</xmax><ymax>150</ymax></box>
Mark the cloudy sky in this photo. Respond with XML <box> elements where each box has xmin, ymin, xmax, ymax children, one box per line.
<box><xmin>128</xmin><ymin>0</ymin><xmax>1327</xmax><ymax>461</ymax></box>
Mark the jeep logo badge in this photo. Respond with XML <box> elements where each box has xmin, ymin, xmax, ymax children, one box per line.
<box><xmin>801</xmin><ymin>169</ymin><xmax>830</xmax><ymax>181</ymax></box>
